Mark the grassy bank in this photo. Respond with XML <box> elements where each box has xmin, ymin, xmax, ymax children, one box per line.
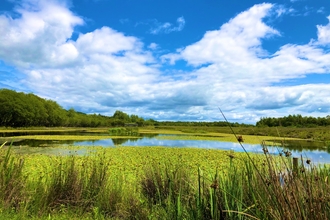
<box><xmin>0</xmin><ymin>126</ymin><xmax>303</xmax><ymax>145</ymax></box>
<box><xmin>149</xmin><ymin>126</ymin><xmax>330</xmax><ymax>141</ymax></box>
<box><xmin>2</xmin><ymin>133</ymin><xmax>294</xmax><ymax>145</ymax></box>
<box><xmin>0</xmin><ymin>142</ymin><xmax>329</xmax><ymax>219</ymax></box>
<box><xmin>2</xmin><ymin>125</ymin><xmax>330</xmax><ymax>141</ymax></box>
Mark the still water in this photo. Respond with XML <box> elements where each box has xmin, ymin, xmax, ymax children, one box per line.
<box><xmin>2</xmin><ymin>132</ymin><xmax>330</xmax><ymax>164</ymax></box>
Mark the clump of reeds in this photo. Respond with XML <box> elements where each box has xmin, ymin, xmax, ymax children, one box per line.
<box><xmin>0</xmin><ymin>146</ymin><xmax>137</xmax><ymax>219</ymax></box>
<box><xmin>140</xmin><ymin>161</ymin><xmax>194</xmax><ymax>219</ymax></box>
<box><xmin>215</xmin><ymin>108</ymin><xmax>330</xmax><ymax>219</ymax></box>
<box><xmin>250</xmin><ymin>143</ymin><xmax>330</xmax><ymax>220</ymax></box>
<box><xmin>0</xmin><ymin>142</ymin><xmax>25</xmax><ymax>210</ymax></box>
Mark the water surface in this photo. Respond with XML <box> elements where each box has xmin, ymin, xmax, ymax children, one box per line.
<box><xmin>2</xmin><ymin>132</ymin><xmax>330</xmax><ymax>164</ymax></box>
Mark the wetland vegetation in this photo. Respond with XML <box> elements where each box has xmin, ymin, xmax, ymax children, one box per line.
<box><xmin>0</xmin><ymin>125</ymin><xmax>330</xmax><ymax>219</ymax></box>
<box><xmin>1</xmin><ymin>141</ymin><xmax>330</xmax><ymax>220</ymax></box>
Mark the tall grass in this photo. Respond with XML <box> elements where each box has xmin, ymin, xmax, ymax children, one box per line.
<box><xmin>139</xmin><ymin>148</ymin><xmax>330</xmax><ymax>219</ymax></box>
<box><xmin>0</xmin><ymin>144</ymin><xmax>144</xmax><ymax>219</ymax></box>
<box><xmin>218</xmin><ymin>108</ymin><xmax>330</xmax><ymax>219</ymax></box>
<box><xmin>0</xmin><ymin>142</ymin><xmax>25</xmax><ymax>211</ymax></box>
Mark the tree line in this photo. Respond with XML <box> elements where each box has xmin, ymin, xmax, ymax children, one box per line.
<box><xmin>256</xmin><ymin>114</ymin><xmax>330</xmax><ymax>127</ymax></box>
<box><xmin>0</xmin><ymin>89</ymin><xmax>147</xmax><ymax>127</ymax></box>
<box><xmin>152</xmin><ymin>121</ymin><xmax>252</xmax><ymax>127</ymax></box>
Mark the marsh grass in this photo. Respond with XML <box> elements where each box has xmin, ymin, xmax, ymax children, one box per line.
<box><xmin>0</xmin><ymin>142</ymin><xmax>25</xmax><ymax>210</ymax></box>
<box><xmin>0</xmin><ymin>142</ymin><xmax>329</xmax><ymax>219</ymax></box>
<box><xmin>218</xmin><ymin>108</ymin><xmax>330</xmax><ymax>219</ymax></box>
<box><xmin>247</xmin><ymin>152</ymin><xmax>330</xmax><ymax>219</ymax></box>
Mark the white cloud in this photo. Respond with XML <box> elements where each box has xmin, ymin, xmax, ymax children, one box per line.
<box><xmin>149</xmin><ymin>16</ymin><xmax>185</xmax><ymax>34</ymax></box>
<box><xmin>0</xmin><ymin>0</ymin><xmax>83</xmax><ymax>68</ymax></box>
<box><xmin>148</xmin><ymin>42</ymin><xmax>159</xmax><ymax>50</ymax></box>
<box><xmin>164</xmin><ymin>3</ymin><xmax>330</xmax><ymax>83</ymax></box>
<box><xmin>164</xmin><ymin>3</ymin><xmax>279</xmax><ymax>66</ymax></box>
<box><xmin>247</xmin><ymin>85</ymin><xmax>330</xmax><ymax>116</ymax></box>
<box><xmin>317</xmin><ymin>16</ymin><xmax>330</xmax><ymax>44</ymax></box>
<box><xmin>275</xmin><ymin>5</ymin><xmax>295</xmax><ymax>17</ymax></box>
<box><xmin>76</xmin><ymin>27</ymin><xmax>139</xmax><ymax>54</ymax></box>
<box><xmin>160</xmin><ymin>3</ymin><xmax>330</xmax><ymax>121</ymax></box>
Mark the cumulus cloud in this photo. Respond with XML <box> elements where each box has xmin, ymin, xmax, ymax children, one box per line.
<box><xmin>160</xmin><ymin>3</ymin><xmax>330</xmax><ymax>121</ymax></box>
<box><xmin>1</xmin><ymin>1</ymin><xmax>330</xmax><ymax>123</ymax></box>
<box><xmin>317</xmin><ymin>16</ymin><xmax>330</xmax><ymax>44</ymax></box>
<box><xmin>0</xmin><ymin>0</ymin><xmax>83</xmax><ymax>68</ymax></box>
<box><xmin>164</xmin><ymin>3</ymin><xmax>279</xmax><ymax>66</ymax></box>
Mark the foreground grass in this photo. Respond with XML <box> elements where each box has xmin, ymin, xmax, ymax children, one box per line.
<box><xmin>0</xmin><ymin>142</ymin><xmax>329</xmax><ymax>219</ymax></box>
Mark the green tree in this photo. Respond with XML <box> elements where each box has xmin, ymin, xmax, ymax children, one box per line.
<box><xmin>113</xmin><ymin>110</ymin><xmax>130</xmax><ymax>121</ymax></box>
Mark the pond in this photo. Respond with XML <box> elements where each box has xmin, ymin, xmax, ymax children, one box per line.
<box><xmin>1</xmin><ymin>132</ymin><xmax>330</xmax><ymax>164</ymax></box>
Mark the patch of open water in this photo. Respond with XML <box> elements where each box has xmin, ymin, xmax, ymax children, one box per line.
<box><xmin>66</xmin><ymin>138</ymin><xmax>330</xmax><ymax>164</ymax></box>
<box><xmin>1</xmin><ymin>132</ymin><xmax>330</xmax><ymax>164</ymax></box>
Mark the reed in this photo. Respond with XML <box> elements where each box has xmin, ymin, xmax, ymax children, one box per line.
<box><xmin>0</xmin><ymin>142</ymin><xmax>25</xmax><ymax>211</ymax></box>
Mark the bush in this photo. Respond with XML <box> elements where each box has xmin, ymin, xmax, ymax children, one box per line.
<box><xmin>109</xmin><ymin>127</ymin><xmax>139</xmax><ymax>136</ymax></box>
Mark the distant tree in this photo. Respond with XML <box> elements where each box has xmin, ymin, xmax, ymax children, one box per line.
<box><xmin>113</xmin><ymin>110</ymin><xmax>130</xmax><ymax>121</ymax></box>
<box><xmin>256</xmin><ymin>114</ymin><xmax>330</xmax><ymax>127</ymax></box>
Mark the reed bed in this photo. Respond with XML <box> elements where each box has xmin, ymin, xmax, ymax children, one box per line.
<box><xmin>0</xmin><ymin>142</ymin><xmax>329</xmax><ymax>219</ymax></box>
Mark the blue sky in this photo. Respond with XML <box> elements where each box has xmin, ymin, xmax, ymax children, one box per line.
<box><xmin>1</xmin><ymin>0</ymin><xmax>330</xmax><ymax>123</ymax></box>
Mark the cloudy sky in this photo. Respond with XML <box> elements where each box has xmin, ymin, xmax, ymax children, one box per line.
<box><xmin>1</xmin><ymin>0</ymin><xmax>330</xmax><ymax>123</ymax></box>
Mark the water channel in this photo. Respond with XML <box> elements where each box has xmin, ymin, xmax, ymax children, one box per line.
<box><xmin>1</xmin><ymin>131</ymin><xmax>330</xmax><ymax>164</ymax></box>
